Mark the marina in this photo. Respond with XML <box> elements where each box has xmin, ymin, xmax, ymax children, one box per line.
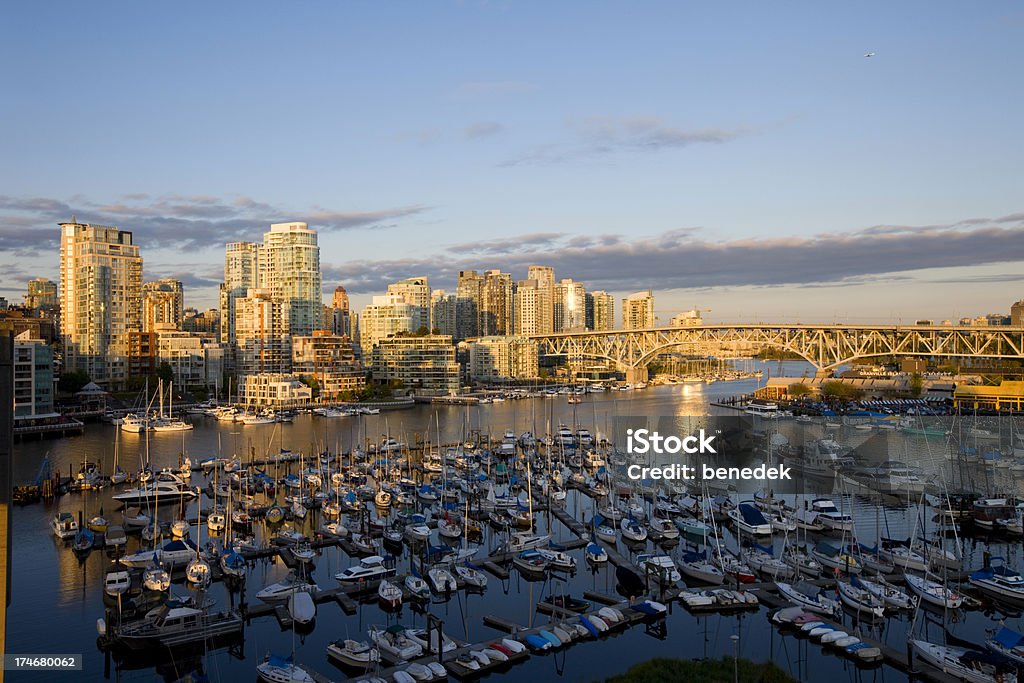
<box><xmin>10</xmin><ymin>371</ymin><xmax>1024</xmax><ymax>683</ymax></box>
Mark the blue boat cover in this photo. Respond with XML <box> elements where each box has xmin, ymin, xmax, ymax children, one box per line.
<box><xmin>995</xmin><ymin>627</ymin><xmax>1023</xmax><ymax>649</ymax></box>
<box><xmin>268</xmin><ymin>655</ymin><xmax>293</xmax><ymax>669</ymax></box>
<box><xmin>739</xmin><ymin>503</ymin><xmax>768</xmax><ymax>525</ymax></box>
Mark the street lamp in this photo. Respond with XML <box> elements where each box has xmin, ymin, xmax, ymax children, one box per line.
<box><xmin>730</xmin><ymin>634</ymin><xmax>739</xmax><ymax>683</ymax></box>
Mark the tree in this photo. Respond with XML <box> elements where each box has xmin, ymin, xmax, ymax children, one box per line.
<box><xmin>58</xmin><ymin>369</ymin><xmax>91</xmax><ymax>393</ymax></box>
<box><xmin>156</xmin><ymin>362</ymin><xmax>174</xmax><ymax>384</ymax></box>
<box><xmin>788</xmin><ymin>383</ymin><xmax>812</xmax><ymax>398</ymax></box>
<box><xmin>821</xmin><ymin>380</ymin><xmax>863</xmax><ymax>401</ymax></box>
<box><xmin>909</xmin><ymin>372</ymin><xmax>924</xmax><ymax>398</ymax></box>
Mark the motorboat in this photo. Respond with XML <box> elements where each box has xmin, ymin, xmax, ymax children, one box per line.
<box><xmin>326</xmin><ymin>639</ymin><xmax>380</xmax><ymax>670</ymax></box>
<box><xmin>370</xmin><ymin>624</ymin><xmax>423</xmax><ymax>660</ymax></box>
<box><xmin>105</xmin><ymin>524</ymin><xmax>127</xmax><ymax>549</ymax></box>
<box><xmin>335</xmin><ymin>555</ymin><xmax>395</xmax><ymax>583</ymax></box>
<box><xmin>51</xmin><ymin>512</ymin><xmax>79</xmax><ymax>539</ymax></box>
<box><xmin>637</xmin><ymin>553</ymin><xmax>681</xmax><ymax>584</ymax></box>
<box><xmin>585</xmin><ymin>541</ymin><xmax>608</xmax><ymax>564</ymax></box>
<box><xmin>405</xmin><ymin>575</ymin><xmax>430</xmax><ymax>600</ymax></box>
<box><xmin>427</xmin><ymin>565</ymin><xmax>458</xmax><ymax>593</ymax></box>
<box><xmin>105</xmin><ymin>569</ymin><xmax>131</xmax><ymax>596</ymax></box>
<box><xmin>808</xmin><ymin>498</ymin><xmax>855</xmax><ymax>533</ymax></box>
<box><xmin>969</xmin><ymin>557</ymin><xmax>1024</xmax><ymax>603</ymax></box>
<box><xmin>680</xmin><ymin>550</ymin><xmax>725</xmax><ymax>585</ymax></box>
<box><xmin>257</xmin><ymin>572</ymin><xmax>319</xmax><ymax>603</ymax></box>
<box><xmin>159</xmin><ymin>538</ymin><xmax>200</xmax><ymax>568</ymax></box>
<box><xmin>143</xmin><ymin>566</ymin><xmax>171</xmax><ymax>592</ymax></box>
<box><xmin>109</xmin><ymin>602</ymin><xmax>243</xmax><ymax>649</ymax></box>
<box><xmin>455</xmin><ymin>563</ymin><xmax>488</xmax><ymax>588</ymax></box>
<box><xmin>113</xmin><ymin>472</ymin><xmax>196</xmax><ymax>506</ymax></box>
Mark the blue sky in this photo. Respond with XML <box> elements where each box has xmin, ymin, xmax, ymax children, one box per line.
<box><xmin>2</xmin><ymin>1</ymin><xmax>1022</xmax><ymax>323</ymax></box>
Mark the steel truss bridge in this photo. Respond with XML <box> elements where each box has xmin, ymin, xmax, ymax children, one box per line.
<box><xmin>530</xmin><ymin>324</ymin><xmax>1024</xmax><ymax>381</ymax></box>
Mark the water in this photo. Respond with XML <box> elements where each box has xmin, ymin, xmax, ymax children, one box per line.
<box><xmin>9</xmin><ymin>362</ymin><xmax>1024</xmax><ymax>682</ymax></box>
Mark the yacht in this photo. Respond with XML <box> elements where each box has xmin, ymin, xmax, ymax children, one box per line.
<box><xmin>105</xmin><ymin>602</ymin><xmax>243</xmax><ymax>649</ymax></box>
<box><xmin>256</xmin><ymin>572</ymin><xmax>319</xmax><ymax>603</ymax></box>
<box><xmin>796</xmin><ymin>439</ymin><xmax>852</xmax><ymax>475</ymax></box>
<box><xmin>969</xmin><ymin>557</ymin><xmax>1024</xmax><ymax>603</ymax></box>
<box><xmin>808</xmin><ymin>498</ymin><xmax>855</xmax><ymax>533</ymax></box>
<box><xmin>112</xmin><ymin>471</ymin><xmax>196</xmax><ymax>506</ymax></box>
<box><xmin>120</xmin><ymin>414</ymin><xmax>148</xmax><ymax>433</ymax></box>
<box><xmin>335</xmin><ymin>555</ymin><xmax>395</xmax><ymax>583</ymax></box>
<box><xmin>370</xmin><ymin>625</ymin><xmax>423</xmax><ymax>660</ymax></box>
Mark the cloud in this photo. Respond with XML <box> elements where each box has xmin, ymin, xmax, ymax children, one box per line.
<box><xmin>0</xmin><ymin>194</ymin><xmax>429</xmax><ymax>253</ymax></box>
<box><xmin>323</xmin><ymin>214</ymin><xmax>1024</xmax><ymax>294</ymax></box>
<box><xmin>501</xmin><ymin>115</ymin><xmax>757</xmax><ymax>166</ymax></box>
<box><xmin>463</xmin><ymin>121</ymin><xmax>504</xmax><ymax>139</ymax></box>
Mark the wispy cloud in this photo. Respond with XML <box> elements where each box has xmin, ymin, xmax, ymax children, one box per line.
<box><xmin>0</xmin><ymin>194</ymin><xmax>429</xmax><ymax>254</ymax></box>
<box><xmin>501</xmin><ymin>115</ymin><xmax>757</xmax><ymax>166</ymax></box>
<box><xmin>463</xmin><ymin>121</ymin><xmax>504</xmax><ymax>139</ymax></box>
<box><xmin>324</xmin><ymin>213</ymin><xmax>1024</xmax><ymax>293</ymax></box>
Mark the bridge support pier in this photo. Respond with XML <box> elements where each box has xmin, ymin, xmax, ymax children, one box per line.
<box><xmin>625</xmin><ymin>367</ymin><xmax>649</xmax><ymax>385</ymax></box>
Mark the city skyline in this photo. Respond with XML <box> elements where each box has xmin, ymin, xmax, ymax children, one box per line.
<box><xmin>2</xmin><ymin>2</ymin><xmax>1023</xmax><ymax>322</ymax></box>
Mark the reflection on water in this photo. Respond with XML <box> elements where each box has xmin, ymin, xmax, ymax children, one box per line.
<box><xmin>8</xmin><ymin>363</ymin><xmax>1024</xmax><ymax>682</ymax></box>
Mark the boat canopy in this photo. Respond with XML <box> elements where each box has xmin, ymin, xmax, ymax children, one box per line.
<box><xmin>994</xmin><ymin>627</ymin><xmax>1024</xmax><ymax>650</ymax></box>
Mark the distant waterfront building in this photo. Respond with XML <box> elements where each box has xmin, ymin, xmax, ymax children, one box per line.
<box><xmin>59</xmin><ymin>221</ymin><xmax>143</xmax><ymax>389</ymax></box>
<box><xmin>455</xmin><ymin>270</ymin><xmax>484</xmax><ymax>340</ymax></box>
<box><xmin>669</xmin><ymin>308</ymin><xmax>705</xmax><ymax>327</ymax></box>
<box><xmin>514</xmin><ymin>280</ymin><xmax>542</xmax><ymax>336</ymax></box>
<box><xmin>986</xmin><ymin>313</ymin><xmax>1011</xmax><ymax>326</ymax></box>
<box><xmin>359</xmin><ymin>294</ymin><xmax>414</xmax><ymax>352</ymax></box>
<box><xmin>329</xmin><ymin>285</ymin><xmax>352</xmax><ymax>337</ymax></box>
<box><xmin>235</xmin><ymin>288</ymin><xmax>292</xmax><ymax>375</ymax></box>
<box><xmin>24</xmin><ymin>278</ymin><xmax>58</xmax><ymax>312</ymax></box>
<box><xmin>142</xmin><ymin>279</ymin><xmax>184</xmax><ymax>332</ymax></box>
<box><xmin>292</xmin><ymin>331</ymin><xmax>365</xmax><ymax>399</ymax></box>
<box><xmin>238</xmin><ymin>373</ymin><xmax>312</xmax><ymax>407</ymax></box>
<box><xmin>554</xmin><ymin>279</ymin><xmax>586</xmax><ymax>332</ymax></box>
<box><xmin>387</xmin><ymin>276</ymin><xmax>431</xmax><ymax>332</ymax></box>
<box><xmin>13</xmin><ymin>331</ymin><xmax>54</xmax><ymax>418</ymax></box>
<box><xmin>431</xmin><ymin>290</ymin><xmax>457</xmax><ymax>337</ymax></box>
<box><xmin>586</xmin><ymin>290</ymin><xmax>615</xmax><ymax>331</ymax></box>
<box><xmin>468</xmin><ymin>336</ymin><xmax>539</xmax><ymax>382</ymax></box>
<box><xmin>370</xmin><ymin>335</ymin><xmax>459</xmax><ymax>396</ymax></box>
<box><xmin>526</xmin><ymin>266</ymin><xmax>555</xmax><ymax>335</ymax></box>
<box><xmin>1013</xmin><ymin>299</ymin><xmax>1024</xmax><ymax>327</ymax></box>
<box><xmin>622</xmin><ymin>290</ymin><xmax>655</xmax><ymax>330</ymax></box>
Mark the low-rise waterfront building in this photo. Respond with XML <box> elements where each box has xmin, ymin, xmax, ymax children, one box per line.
<box><xmin>238</xmin><ymin>373</ymin><xmax>312</xmax><ymax>407</ymax></box>
<box><xmin>468</xmin><ymin>336</ymin><xmax>539</xmax><ymax>382</ymax></box>
<box><xmin>370</xmin><ymin>335</ymin><xmax>459</xmax><ymax>396</ymax></box>
<box><xmin>292</xmin><ymin>331</ymin><xmax>365</xmax><ymax>399</ymax></box>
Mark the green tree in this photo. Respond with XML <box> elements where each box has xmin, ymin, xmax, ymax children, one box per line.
<box><xmin>787</xmin><ymin>383</ymin><xmax>812</xmax><ymax>398</ymax></box>
<box><xmin>821</xmin><ymin>380</ymin><xmax>863</xmax><ymax>401</ymax></box>
<box><xmin>58</xmin><ymin>369</ymin><xmax>91</xmax><ymax>393</ymax></box>
<box><xmin>156</xmin><ymin>362</ymin><xmax>174</xmax><ymax>384</ymax></box>
<box><xmin>909</xmin><ymin>372</ymin><xmax>924</xmax><ymax>398</ymax></box>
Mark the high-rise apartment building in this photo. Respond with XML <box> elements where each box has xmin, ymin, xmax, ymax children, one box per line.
<box><xmin>235</xmin><ymin>288</ymin><xmax>292</xmax><ymax>375</ymax></box>
<box><xmin>514</xmin><ymin>280</ymin><xmax>542</xmax><ymax>336</ymax></box>
<box><xmin>481</xmin><ymin>270</ymin><xmax>513</xmax><ymax>336</ymax></box>
<box><xmin>142</xmin><ymin>279</ymin><xmax>184</xmax><ymax>332</ymax></box>
<box><xmin>359</xmin><ymin>294</ymin><xmax>414</xmax><ymax>351</ymax></box>
<box><xmin>59</xmin><ymin>221</ymin><xmax>142</xmax><ymax>388</ymax></box>
<box><xmin>526</xmin><ymin>265</ymin><xmax>555</xmax><ymax>335</ymax></box>
<box><xmin>431</xmin><ymin>290</ymin><xmax>457</xmax><ymax>337</ymax></box>
<box><xmin>587</xmin><ymin>290</ymin><xmax>615</xmax><ymax>331</ymax></box>
<box><xmin>387</xmin><ymin>276</ymin><xmax>431</xmax><ymax>332</ymax></box>
<box><xmin>455</xmin><ymin>270</ymin><xmax>484</xmax><ymax>340</ymax></box>
<box><xmin>258</xmin><ymin>222</ymin><xmax>322</xmax><ymax>336</ymax></box>
<box><xmin>622</xmin><ymin>290</ymin><xmax>655</xmax><ymax>330</ymax></box>
<box><xmin>554</xmin><ymin>279</ymin><xmax>586</xmax><ymax>332</ymax></box>
<box><xmin>220</xmin><ymin>241</ymin><xmax>258</xmax><ymax>345</ymax></box>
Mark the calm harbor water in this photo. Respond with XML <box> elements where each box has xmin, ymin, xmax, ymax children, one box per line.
<box><xmin>8</xmin><ymin>361</ymin><xmax>1024</xmax><ymax>683</ymax></box>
